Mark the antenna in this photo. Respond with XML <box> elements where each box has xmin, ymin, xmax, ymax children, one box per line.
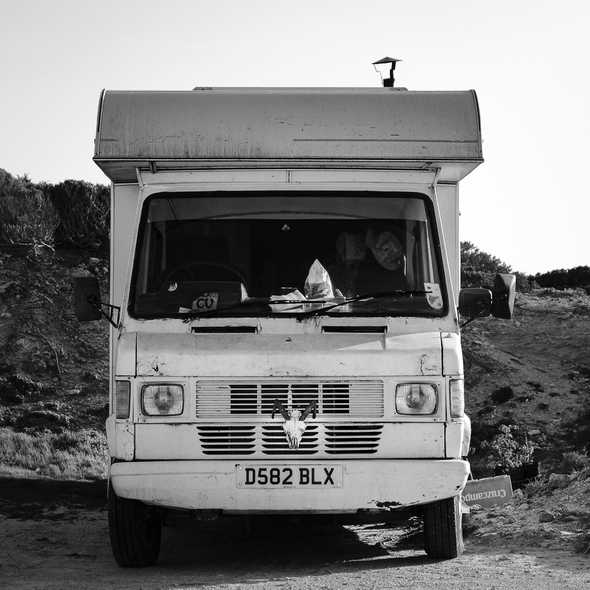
<box><xmin>372</xmin><ymin>57</ymin><xmax>402</xmax><ymax>88</ymax></box>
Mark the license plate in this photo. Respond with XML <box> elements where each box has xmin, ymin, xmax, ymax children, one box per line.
<box><xmin>236</xmin><ymin>464</ymin><xmax>342</xmax><ymax>488</ymax></box>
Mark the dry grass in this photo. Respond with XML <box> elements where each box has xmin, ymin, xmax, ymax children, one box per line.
<box><xmin>0</xmin><ymin>427</ymin><xmax>108</xmax><ymax>480</ymax></box>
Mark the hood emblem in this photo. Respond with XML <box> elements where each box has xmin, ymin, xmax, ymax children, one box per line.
<box><xmin>272</xmin><ymin>399</ymin><xmax>317</xmax><ymax>449</ymax></box>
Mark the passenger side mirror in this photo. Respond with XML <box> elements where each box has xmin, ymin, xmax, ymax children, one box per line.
<box><xmin>73</xmin><ymin>275</ymin><xmax>101</xmax><ymax>321</ymax></box>
<box><xmin>458</xmin><ymin>287</ymin><xmax>492</xmax><ymax>319</ymax></box>
<box><xmin>491</xmin><ymin>273</ymin><xmax>516</xmax><ymax>319</ymax></box>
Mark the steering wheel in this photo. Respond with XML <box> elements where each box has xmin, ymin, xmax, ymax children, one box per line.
<box><xmin>161</xmin><ymin>261</ymin><xmax>248</xmax><ymax>288</ymax></box>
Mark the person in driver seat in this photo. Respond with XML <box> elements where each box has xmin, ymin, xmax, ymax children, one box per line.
<box><xmin>330</xmin><ymin>227</ymin><xmax>407</xmax><ymax>297</ymax></box>
<box><xmin>359</xmin><ymin>226</ymin><xmax>408</xmax><ymax>293</ymax></box>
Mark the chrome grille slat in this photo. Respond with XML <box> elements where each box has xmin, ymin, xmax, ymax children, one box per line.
<box><xmin>196</xmin><ymin>379</ymin><xmax>383</xmax><ymax>418</ymax></box>
<box><xmin>197</xmin><ymin>425</ymin><xmax>256</xmax><ymax>455</ymax></box>
<box><xmin>196</xmin><ymin>423</ymin><xmax>384</xmax><ymax>456</ymax></box>
<box><xmin>324</xmin><ymin>424</ymin><xmax>383</xmax><ymax>455</ymax></box>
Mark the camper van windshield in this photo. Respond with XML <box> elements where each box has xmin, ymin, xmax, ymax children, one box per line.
<box><xmin>129</xmin><ymin>192</ymin><xmax>446</xmax><ymax>318</ymax></box>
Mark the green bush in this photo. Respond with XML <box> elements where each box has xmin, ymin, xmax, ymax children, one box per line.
<box><xmin>461</xmin><ymin>241</ymin><xmax>533</xmax><ymax>292</ymax></box>
<box><xmin>0</xmin><ymin>169</ymin><xmax>110</xmax><ymax>251</ymax></box>
<box><xmin>560</xmin><ymin>451</ymin><xmax>590</xmax><ymax>474</ymax></box>
<box><xmin>46</xmin><ymin>180</ymin><xmax>109</xmax><ymax>249</ymax></box>
<box><xmin>535</xmin><ymin>266</ymin><xmax>590</xmax><ymax>289</ymax></box>
<box><xmin>0</xmin><ymin>170</ymin><xmax>59</xmax><ymax>247</ymax></box>
<box><xmin>461</xmin><ymin>241</ymin><xmax>512</xmax><ymax>275</ymax></box>
<box><xmin>480</xmin><ymin>424</ymin><xmax>535</xmax><ymax>473</ymax></box>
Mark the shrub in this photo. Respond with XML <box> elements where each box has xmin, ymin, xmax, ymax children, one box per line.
<box><xmin>461</xmin><ymin>241</ymin><xmax>531</xmax><ymax>292</ymax></box>
<box><xmin>535</xmin><ymin>266</ymin><xmax>590</xmax><ymax>289</ymax></box>
<box><xmin>559</xmin><ymin>451</ymin><xmax>590</xmax><ymax>474</ymax></box>
<box><xmin>480</xmin><ymin>424</ymin><xmax>535</xmax><ymax>473</ymax></box>
<box><xmin>0</xmin><ymin>171</ymin><xmax>59</xmax><ymax>247</ymax></box>
<box><xmin>461</xmin><ymin>241</ymin><xmax>512</xmax><ymax>274</ymax></box>
<box><xmin>45</xmin><ymin>180</ymin><xmax>109</xmax><ymax>249</ymax></box>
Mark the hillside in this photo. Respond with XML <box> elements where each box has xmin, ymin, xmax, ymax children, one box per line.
<box><xmin>0</xmin><ymin>247</ymin><xmax>109</xmax><ymax>478</ymax></box>
<box><xmin>1</xmin><ymin>246</ymin><xmax>589</xmax><ymax>475</ymax></box>
<box><xmin>463</xmin><ymin>290</ymin><xmax>590</xmax><ymax>472</ymax></box>
<box><xmin>0</xmin><ymin>246</ymin><xmax>589</xmax><ymax>555</ymax></box>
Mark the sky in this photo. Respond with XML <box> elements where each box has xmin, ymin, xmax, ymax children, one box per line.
<box><xmin>1</xmin><ymin>0</ymin><xmax>588</xmax><ymax>274</ymax></box>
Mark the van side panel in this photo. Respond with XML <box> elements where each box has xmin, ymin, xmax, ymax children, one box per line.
<box><xmin>111</xmin><ymin>183</ymin><xmax>139</xmax><ymax>391</ymax></box>
<box><xmin>436</xmin><ymin>184</ymin><xmax>459</xmax><ymax>304</ymax></box>
<box><xmin>112</xmin><ymin>184</ymin><xmax>140</xmax><ymax>309</ymax></box>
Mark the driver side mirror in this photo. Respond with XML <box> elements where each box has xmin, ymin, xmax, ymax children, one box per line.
<box><xmin>458</xmin><ymin>273</ymin><xmax>516</xmax><ymax>321</ymax></box>
<box><xmin>73</xmin><ymin>275</ymin><xmax>101</xmax><ymax>321</ymax></box>
<box><xmin>458</xmin><ymin>287</ymin><xmax>492</xmax><ymax>319</ymax></box>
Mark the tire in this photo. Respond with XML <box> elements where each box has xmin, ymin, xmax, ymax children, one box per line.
<box><xmin>423</xmin><ymin>495</ymin><xmax>464</xmax><ymax>559</ymax></box>
<box><xmin>108</xmin><ymin>484</ymin><xmax>162</xmax><ymax>567</ymax></box>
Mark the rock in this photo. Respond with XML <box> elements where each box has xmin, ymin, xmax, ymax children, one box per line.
<box><xmin>491</xmin><ymin>386</ymin><xmax>514</xmax><ymax>404</ymax></box>
<box><xmin>512</xmin><ymin>489</ymin><xmax>525</xmax><ymax>500</ymax></box>
<box><xmin>548</xmin><ymin>473</ymin><xmax>570</xmax><ymax>489</ymax></box>
<box><xmin>0</xmin><ymin>280</ymin><xmax>15</xmax><ymax>294</ymax></box>
<box><xmin>539</xmin><ymin>510</ymin><xmax>555</xmax><ymax>523</ymax></box>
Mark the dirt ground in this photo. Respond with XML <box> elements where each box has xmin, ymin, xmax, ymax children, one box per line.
<box><xmin>1</xmin><ymin>479</ymin><xmax>589</xmax><ymax>590</ymax></box>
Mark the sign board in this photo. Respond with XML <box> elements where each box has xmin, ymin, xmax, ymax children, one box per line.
<box><xmin>462</xmin><ymin>475</ymin><xmax>513</xmax><ymax>509</ymax></box>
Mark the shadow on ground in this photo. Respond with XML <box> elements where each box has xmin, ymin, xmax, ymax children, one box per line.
<box><xmin>0</xmin><ymin>476</ymin><xmax>106</xmax><ymax>519</ymax></box>
<box><xmin>0</xmin><ymin>476</ymin><xmax>430</xmax><ymax>582</ymax></box>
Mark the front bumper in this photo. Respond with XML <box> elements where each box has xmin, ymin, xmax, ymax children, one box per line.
<box><xmin>110</xmin><ymin>459</ymin><xmax>469</xmax><ymax>513</ymax></box>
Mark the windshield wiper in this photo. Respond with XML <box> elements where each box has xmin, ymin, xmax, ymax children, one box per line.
<box><xmin>181</xmin><ymin>297</ymin><xmax>334</xmax><ymax>320</ymax></box>
<box><xmin>180</xmin><ymin>290</ymin><xmax>426</xmax><ymax>320</ymax></box>
<box><xmin>295</xmin><ymin>290</ymin><xmax>428</xmax><ymax>319</ymax></box>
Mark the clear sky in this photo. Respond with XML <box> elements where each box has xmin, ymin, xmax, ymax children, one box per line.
<box><xmin>1</xmin><ymin>0</ymin><xmax>588</xmax><ymax>273</ymax></box>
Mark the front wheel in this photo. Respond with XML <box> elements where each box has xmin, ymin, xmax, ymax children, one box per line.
<box><xmin>108</xmin><ymin>484</ymin><xmax>162</xmax><ymax>567</ymax></box>
<box><xmin>423</xmin><ymin>495</ymin><xmax>464</xmax><ymax>559</ymax></box>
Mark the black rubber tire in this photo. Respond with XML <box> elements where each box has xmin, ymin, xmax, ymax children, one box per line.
<box><xmin>423</xmin><ymin>495</ymin><xmax>464</xmax><ymax>559</ymax></box>
<box><xmin>108</xmin><ymin>485</ymin><xmax>161</xmax><ymax>567</ymax></box>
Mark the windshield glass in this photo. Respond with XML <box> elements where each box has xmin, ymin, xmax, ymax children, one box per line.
<box><xmin>129</xmin><ymin>192</ymin><xmax>446</xmax><ymax>318</ymax></box>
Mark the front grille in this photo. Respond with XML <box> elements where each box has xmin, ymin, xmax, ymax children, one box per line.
<box><xmin>324</xmin><ymin>424</ymin><xmax>383</xmax><ymax>455</ymax></box>
<box><xmin>197</xmin><ymin>425</ymin><xmax>256</xmax><ymax>455</ymax></box>
<box><xmin>196</xmin><ymin>423</ymin><xmax>384</xmax><ymax>456</ymax></box>
<box><xmin>196</xmin><ymin>379</ymin><xmax>383</xmax><ymax>418</ymax></box>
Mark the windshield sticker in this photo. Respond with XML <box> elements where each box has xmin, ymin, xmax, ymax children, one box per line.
<box><xmin>192</xmin><ymin>292</ymin><xmax>219</xmax><ymax>312</ymax></box>
<box><xmin>424</xmin><ymin>282</ymin><xmax>443</xmax><ymax>310</ymax></box>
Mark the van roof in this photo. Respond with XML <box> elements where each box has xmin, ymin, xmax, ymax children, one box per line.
<box><xmin>94</xmin><ymin>88</ymin><xmax>482</xmax><ymax>183</ymax></box>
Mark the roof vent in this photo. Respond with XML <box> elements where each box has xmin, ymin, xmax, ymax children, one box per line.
<box><xmin>372</xmin><ymin>57</ymin><xmax>402</xmax><ymax>88</ymax></box>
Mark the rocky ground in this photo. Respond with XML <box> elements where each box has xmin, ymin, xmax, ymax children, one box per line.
<box><xmin>0</xmin><ymin>247</ymin><xmax>589</xmax><ymax>587</ymax></box>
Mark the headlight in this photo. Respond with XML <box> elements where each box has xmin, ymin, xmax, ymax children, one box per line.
<box><xmin>449</xmin><ymin>379</ymin><xmax>464</xmax><ymax>417</ymax></box>
<box><xmin>395</xmin><ymin>383</ymin><xmax>437</xmax><ymax>415</ymax></box>
<box><xmin>141</xmin><ymin>384</ymin><xmax>184</xmax><ymax>416</ymax></box>
<box><xmin>115</xmin><ymin>380</ymin><xmax>130</xmax><ymax>418</ymax></box>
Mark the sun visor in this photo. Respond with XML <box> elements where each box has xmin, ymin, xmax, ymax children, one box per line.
<box><xmin>94</xmin><ymin>88</ymin><xmax>483</xmax><ymax>183</ymax></box>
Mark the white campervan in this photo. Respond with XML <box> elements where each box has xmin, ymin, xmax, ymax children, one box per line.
<box><xmin>76</xmin><ymin>84</ymin><xmax>514</xmax><ymax>566</ymax></box>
